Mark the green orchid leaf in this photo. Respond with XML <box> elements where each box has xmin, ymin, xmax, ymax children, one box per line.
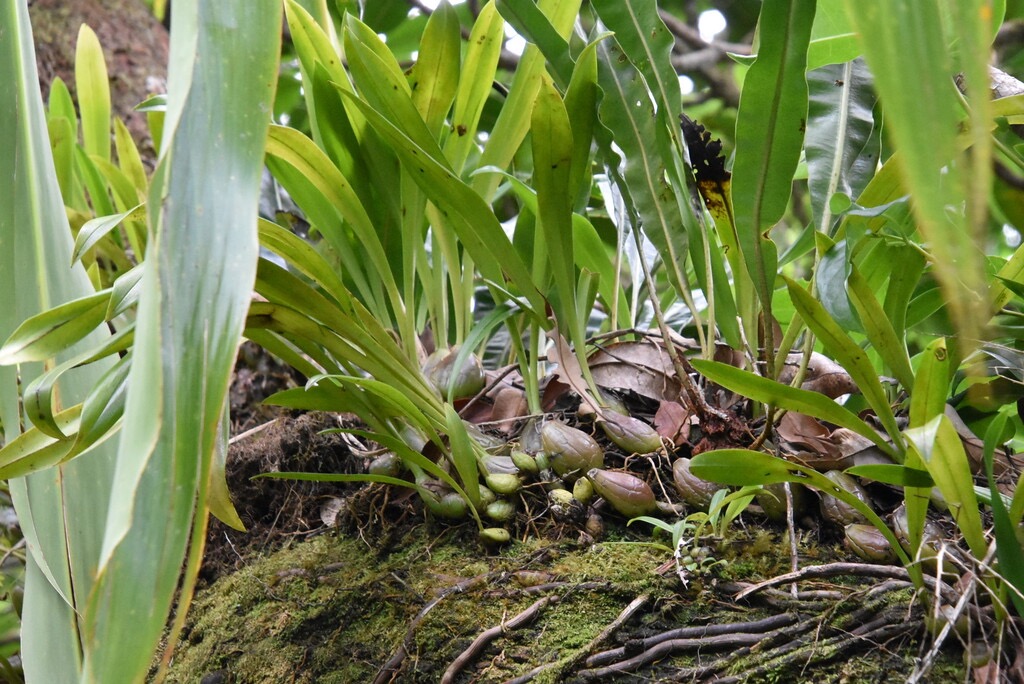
<box><xmin>75</xmin><ymin>24</ymin><xmax>111</xmax><ymax>163</ymax></box>
<box><xmin>690</xmin><ymin>448</ymin><xmax>912</xmax><ymax>569</ymax></box>
<box><xmin>691</xmin><ymin>358</ymin><xmax>896</xmax><ymax>457</ymax></box>
<box><xmin>72</xmin><ymin>204</ymin><xmax>146</xmax><ymax>265</ymax></box>
<box><xmin>845</xmin><ymin>464</ymin><xmax>933</xmax><ymax>488</ymax></box>
<box><xmin>805</xmin><ymin>59</ymin><xmax>878</xmax><ymax>233</ymax></box>
<box><xmin>0</xmin><ymin>290</ymin><xmax>111</xmax><ymax>364</ymax></box>
<box><xmin>785</xmin><ymin>276</ymin><xmax>902</xmax><ymax>449</ymax></box>
<box><xmin>905</xmin><ymin>416</ymin><xmax>987</xmax><ymax>560</ymax></box>
<box><xmin>731</xmin><ymin>0</ymin><xmax>815</xmax><ymax>337</ymax></box>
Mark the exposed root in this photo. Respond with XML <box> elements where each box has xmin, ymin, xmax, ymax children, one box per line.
<box><xmin>441</xmin><ymin>595</ymin><xmax>560</xmax><ymax>684</ymax></box>
<box><xmin>504</xmin><ymin>593</ymin><xmax>653</xmax><ymax>684</ymax></box>
<box><xmin>373</xmin><ymin>571</ymin><xmax>499</xmax><ymax>684</ymax></box>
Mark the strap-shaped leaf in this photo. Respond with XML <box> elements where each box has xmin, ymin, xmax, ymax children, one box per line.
<box><xmin>905</xmin><ymin>416</ymin><xmax>987</xmax><ymax>560</ymax></box>
<box><xmin>690</xmin><ymin>448</ymin><xmax>912</xmax><ymax>569</ymax></box>
<box><xmin>0</xmin><ymin>404</ymin><xmax>82</xmax><ymax>480</ymax></box>
<box><xmin>909</xmin><ymin>337</ymin><xmax>951</xmax><ymax>429</ymax></box>
<box><xmin>1</xmin><ymin>4</ymin><xmax>125</xmax><ymax>679</ymax></box>
<box><xmin>81</xmin><ymin>2</ymin><xmax>282</xmax><ymax>681</ymax></box>
<box><xmin>691</xmin><ymin>358</ymin><xmax>897</xmax><ymax>459</ymax></box>
<box><xmin>0</xmin><ymin>290</ymin><xmax>111</xmax><ymax>364</ymax></box>
<box><xmin>340</xmin><ymin>91</ymin><xmax>547</xmax><ymax>318</ymax></box>
<box><xmin>75</xmin><ymin>25</ymin><xmax>111</xmax><ymax>163</ymax></box>
<box><xmin>497</xmin><ymin>0</ymin><xmax>572</xmax><ymax>86</ymax></box>
<box><xmin>22</xmin><ymin>327</ymin><xmax>133</xmax><ymax>440</ymax></box>
<box><xmin>72</xmin><ymin>204</ymin><xmax>146</xmax><ymax>265</ymax></box>
<box><xmin>731</xmin><ymin>0</ymin><xmax>815</xmax><ymax>348</ymax></box>
<box><xmin>443</xmin><ymin>1</ymin><xmax>504</xmax><ymax>173</ymax></box>
<box><xmin>982</xmin><ymin>414</ymin><xmax>1024</xmax><ymax>617</ymax></box>
<box><xmin>848</xmin><ymin>266</ymin><xmax>914</xmax><ymax>392</ymax></box>
<box><xmin>408</xmin><ymin>1</ymin><xmax>460</xmax><ymax>137</ymax></box>
<box><xmin>257</xmin><ymin>218</ymin><xmax>352</xmax><ymax>312</ymax></box>
<box><xmin>784</xmin><ymin>276</ymin><xmax>902</xmax><ymax>450</ymax></box>
<box><xmin>472</xmin><ymin>0</ymin><xmax>581</xmax><ymax>202</ymax></box>
<box><xmin>533</xmin><ymin>77</ymin><xmax>587</xmax><ymax>375</ymax></box>
<box><xmin>444</xmin><ymin>405</ymin><xmax>482</xmax><ymax>507</ymax></box>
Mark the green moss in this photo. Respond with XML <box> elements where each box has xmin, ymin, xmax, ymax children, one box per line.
<box><xmin>165</xmin><ymin>525</ymin><xmax>967</xmax><ymax>683</ymax></box>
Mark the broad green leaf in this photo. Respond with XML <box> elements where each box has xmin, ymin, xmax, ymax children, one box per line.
<box><xmin>905</xmin><ymin>416</ymin><xmax>987</xmax><ymax>560</ymax></box>
<box><xmin>591</xmin><ymin>0</ymin><xmax>683</xmax><ymax>143</ymax></box>
<box><xmin>75</xmin><ymin>25</ymin><xmax>111</xmax><ymax>163</ymax></box>
<box><xmin>815</xmin><ymin>235</ymin><xmax>859</xmax><ymax>330</ymax></box>
<box><xmin>444</xmin><ymin>406</ymin><xmax>482</xmax><ymax>508</ymax></box>
<box><xmin>0</xmin><ymin>405</ymin><xmax>82</xmax><ymax>480</ymax></box>
<box><xmin>691</xmin><ymin>358</ymin><xmax>896</xmax><ymax>458</ymax></box>
<box><xmin>992</xmin><ymin>224</ymin><xmax>1024</xmax><ymax>314</ymax></box>
<box><xmin>848</xmin><ymin>267</ymin><xmax>914</xmax><ymax>392</ymax></box>
<box><xmin>805</xmin><ymin>59</ymin><xmax>878</xmax><ymax>233</ymax></box>
<box><xmin>106</xmin><ymin>263</ymin><xmax>145</xmax><ymax>319</ymax></box>
<box><xmin>472</xmin><ymin>0</ymin><xmax>581</xmax><ymax>202</ymax></box>
<box><xmin>845</xmin><ymin>464</ymin><xmax>933</xmax><ymax>488</ymax></box>
<box><xmin>22</xmin><ymin>329</ymin><xmax>132</xmax><ymax>440</ymax></box>
<box><xmin>881</xmin><ymin>246</ymin><xmax>926</xmax><ymax>346</ymax></box>
<box><xmin>564</xmin><ymin>42</ymin><xmax>599</xmax><ymax>211</ymax></box>
<box><xmin>81</xmin><ymin>3</ymin><xmax>282</xmax><ymax>681</ymax></box>
<box><xmin>532</xmin><ymin>78</ymin><xmax>587</xmax><ymax>381</ymax></box>
<box><xmin>731</xmin><ymin>0</ymin><xmax>815</xmax><ymax>344</ymax></box>
<box><xmin>690</xmin><ymin>448</ymin><xmax>912</xmax><ymax>569</ymax></box>
<box><xmin>408</xmin><ymin>1</ymin><xmax>460</xmax><ymax>137</ymax></box>
<box><xmin>47</xmin><ymin>113</ymin><xmax>76</xmax><ymax>204</ymax></box>
<box><xmin>443</xmin><ymin>1</ymin><xmax>503</xmax><ymax>173</ymax></box>
<box><xmin>496</xmin><ymin>0</ymin><xmax>572</xmax><ymax>86</ymax></box>
<box><xmin>807</xmin><ymin>0</ymin><xmax>861</xmax><ymax>70</ymax></box>
<box><xmin>909</xmin><ymin>338</ymin><xmax>951</xmax><ymax>429</ymax></box>
<box><xmin>74</xmin><ymin>146</ymin><xmax>116</xmax><ymax>217</ymax></box>
<box><xmin>0</xmin><ymin>4</ymin><xmax>125</xmax><ymax>680</ymax></box>
<box><xmin>113</xmin><ymin>118</ymin><xmax>148</xmax><ymax>196</ymax></box>
<box><xmin>73</xmin><ymin>351</ymin><xmax>131</xmax><ymax>454</ymax></box>
<box><xmin>785</xmin><ymin>276</ymin><xmax>902</xmax><ymax>449</ymax></box>
<box><xmin>0</xmin><ymin>290</ymin><xmax>111</xmax><ymax>364</ymax></box>
<box><xmin>209</xmin><ymin>407</ymin><xmax>245</xmax><ymax>532</ymax></box>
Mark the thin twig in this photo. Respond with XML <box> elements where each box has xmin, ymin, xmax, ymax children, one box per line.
<box><xmin>585</xmin><ymin>612</ymin><xmax>799</xmax><ymax>668</ymax></box>
<box><xmin>733</xmin><ymin>562</ymin><xmax>958</xmax><ymax>604</ymax></box>
<box><xmin>503</xmin><ymin>593</ymin><xmax>652</xmax><ymax>684</ymax></box>
<box><xmin>441</xmin><ymin>595</ymin><xmax>559</xmax><ymax>684</ymax></box>
<box><xmin>373</xmin><ymin>571</ymin><xmax>498</xmax><ymax>684</ymax></box>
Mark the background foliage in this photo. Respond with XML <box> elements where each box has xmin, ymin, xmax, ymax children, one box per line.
<box><xmin>2</xmin><ymin>0</ymin><xmax>1024</xmax><ymax>681</ymax></box>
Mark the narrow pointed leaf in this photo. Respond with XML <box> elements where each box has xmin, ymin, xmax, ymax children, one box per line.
<box><xmin>1</xmin><ymin>5</ymin><xmax>124</xmax><ymax>680</ymax></box>
<box><xmin>0</xmin><ymin>291</ymin><xmax>111</xmax><ymax>365</ymax></box>
<box><xmin>691</xmin><ymin>358</ymin><xmax>896</xmax><ymax>457</ymax></box>
<box><xmin>731</xmin><ymin>0</ymin><xmax>815</xmax><ymax>326</ymax></box>
<box><xmin>81</xmin><ymin>3</ymin><xmax>282</xmax><ymax>681</ymax></box>
<box><xmin>75</xmin><ymin>25</ymin><xmax>111</xmax><ymax>163</ymax></box>
<box><xmin>785</xmin><ymin>276</ymin><xmax>902</xmax><ymax>448</ymax></box>
<box><xmin>691</xmin><ymin>448</ymin><xmax>912</xmax><ymax>568</ymax></box>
